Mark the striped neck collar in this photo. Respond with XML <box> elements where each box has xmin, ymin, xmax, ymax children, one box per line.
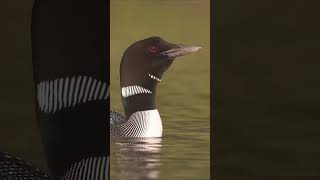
<box><xmin>37</xmin><ymin>75</ymin><xmax>109</xmax><ymax>114</ymax></box>
<box><xmin>148</xmin><ymin>73</ymin><xmax>161</xmax><ymax>82</ymax></box>
<box><xmin>121</xmin><ymin>85</ymin><xmax>152</xmax><ymax>98</ymax></box>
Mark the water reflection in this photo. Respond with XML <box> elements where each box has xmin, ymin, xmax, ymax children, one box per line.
<box><xmin>111</xmin><ymin>137</ymin><xmax>162</xmax><ymax>180</ymax></box>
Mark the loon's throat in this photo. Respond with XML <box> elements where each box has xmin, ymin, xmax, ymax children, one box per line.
<box><xmin>112</xmin><ymin>84</ymin><xmax>163</xmax><ymax>137</ymax></box>
<box><xmin>121</xmin><ymin>85</ymin><xmax>157</xmax><ymax>118</ymax></box>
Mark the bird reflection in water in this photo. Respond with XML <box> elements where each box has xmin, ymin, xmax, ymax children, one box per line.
<box><xmin>111</xmin><ymin>137</ymin><xmax>162</xmax><ymax>180</ymax></box>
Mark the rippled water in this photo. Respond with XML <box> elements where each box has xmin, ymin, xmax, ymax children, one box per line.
<box><xmin>110</xmin><ymin>0</ymin><xmax>210</xmax><ymax>179</ymax></box>
<box><xmin>111</xmin><ymin>138</ymin><xmax>163</xmax><ymax>180</ymax></box>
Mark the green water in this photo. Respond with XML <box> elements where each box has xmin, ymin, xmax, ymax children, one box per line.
<box><xmin>110</xmin><ymin>0</ymin><xmax>210</xmax><ymax>179</ymax></box>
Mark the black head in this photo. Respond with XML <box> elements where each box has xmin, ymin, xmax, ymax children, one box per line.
<box><xmin>120</xmin><ymin>36</ymin><xmax>201</xmax><ymax>88</ymax></box>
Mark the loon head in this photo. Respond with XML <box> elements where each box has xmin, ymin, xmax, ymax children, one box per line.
<box><xmin>119</xmin><ymin>36</ymin><xmax>201</xmax><ymax>118</ymax></box>
<box><xmin>120</xmin><ymin>36</ymin><xmax>201</xmax><ymax>88</ymax></box>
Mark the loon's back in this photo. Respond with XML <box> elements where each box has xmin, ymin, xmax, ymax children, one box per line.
<box><xmin>0</xmin><ymin>152</ymin><xmax>109</xmax><ymax>180</ymax></box>
<box><xmin>110</xmin><ymin>110</ymin><xmax>126</xmax><ymax>126</ymax></box>
<box><xmin>0</xmin><ymin>152</ymin><xmax>48</xmax><ymax>180</ymax></box>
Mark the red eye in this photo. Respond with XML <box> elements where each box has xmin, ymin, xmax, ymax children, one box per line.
<box><xmin>148</xmin><ymin>45</ymin><xmax>158</xmax><ymax>54</ymax></box>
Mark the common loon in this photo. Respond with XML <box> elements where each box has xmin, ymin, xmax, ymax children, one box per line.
<box><xmin>110</xmin><ymin>36</ymin><xmax>201</xmax><ymax>137</ymax></box>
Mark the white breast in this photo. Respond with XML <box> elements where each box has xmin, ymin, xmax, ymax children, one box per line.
<box><xmin>113</xmin><ymin>109</ymin><xmax>163</xmax><ymax>137</ymax></box>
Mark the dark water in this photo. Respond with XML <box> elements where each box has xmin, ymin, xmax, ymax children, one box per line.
<box><xmin>110</xmin><ymin>0</ymin><xmax>210</xmax><ymax>179</ymax></box>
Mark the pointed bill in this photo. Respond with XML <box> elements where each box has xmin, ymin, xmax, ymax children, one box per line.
<box><xmin>160</xmin><ymin>45</ymin><xmax>202</xmax><ymax>58</ymax></box>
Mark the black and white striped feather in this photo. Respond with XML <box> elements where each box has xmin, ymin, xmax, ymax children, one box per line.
<box><xmin>37</xmin><ymin>76</ymin><xmax>109</xmax><ymax>114</ymax></box>
<box><xmin>0</xmin><ymin>153</ymin><xmax>109</xmax><ymax>180</ymax></box>
<box><xmin>0</xmin><ymin>152</ymin><xmax>48</xmax><ymax>180</ymax></box>
<box><xmin>110</xmin><ymin>110</ymin><xmax>162</xmax><ymax>137</ymax></box>
<box><xmin>110</xmin><ymin>111</ymin><xmax>126</xmax><ymax>126</ymax></box>
<box><xmin>121</xmin><ymin>85</ymin><xmax>152</xmax><ymax>98</ymax></box>
<box><xmin>62</xmin><ymin>156</ymin><xmax>109</xmax><ymax>180</ymax></box>
<box><xmin>0</xmin><ymin>75</ymin><xmax>110</xmax><ymax>179</ymax></box>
